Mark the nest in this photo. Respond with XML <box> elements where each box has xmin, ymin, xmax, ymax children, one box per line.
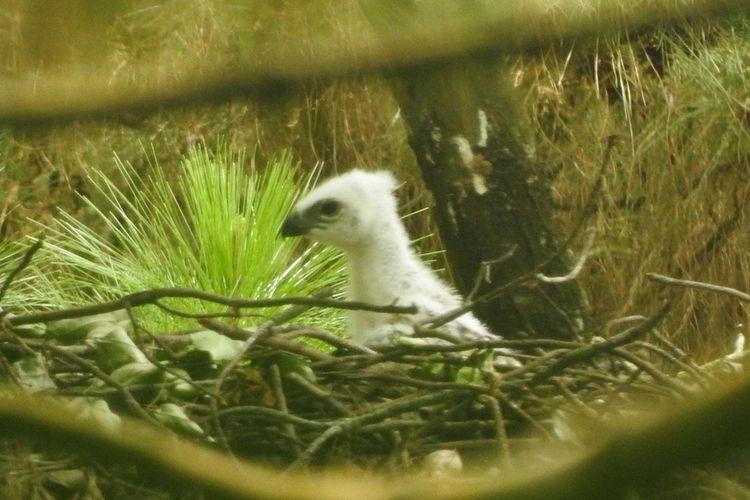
<box><xmin>4</xmin><ymin>283</ymin><xmax>738</xmax><ymax>499</ymax></box>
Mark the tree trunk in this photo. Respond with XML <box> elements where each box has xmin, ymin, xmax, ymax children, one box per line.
<box><xmin>363</xmin><ymin>3</ymin><xmax>589</xmax><ymax>339</ymax></box>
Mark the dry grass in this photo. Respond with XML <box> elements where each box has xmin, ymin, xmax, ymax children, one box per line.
<box><xmin>0</xmin><ymin>2</ymin><xmax>748</xmax><ymax>363</ymax></box>
<box><xmin>525</xmin><ymin>25</ymin><xmax>750</xmax><ymax>360</ymax></box>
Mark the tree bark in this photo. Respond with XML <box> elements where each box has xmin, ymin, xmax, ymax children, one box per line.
<box><xmin>364</xmin><ymin>3</ymin><xmax>589</xmax><ymax>339</ymax></box>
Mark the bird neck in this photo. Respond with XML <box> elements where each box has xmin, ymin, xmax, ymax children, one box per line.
<box><xmin>344</xmin><ymin>219</ymin><xmax>420</xmax><ymax>305</ymax></box>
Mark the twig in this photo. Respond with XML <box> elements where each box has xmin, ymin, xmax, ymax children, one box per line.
<box><xmin>0</xmin><ymin>237</ymin><xmax>44</xmax><ymax>304</ymax></box>
<box><xmin>3</xmin><ymin>1</ymin><xmax>749</xmax><ymax>128</ymax></box>
<box><xmin>152</xmin><ymin>300</ymin><xmax>263</xmax><ymax>320</ymax></box>
<box><xmin>127</xmin><ymin>308</ymin><xmax>220</xmax><ymax>401</ymax></box>
<box><xmin>285</xmin><ymin>372</ymin><xmax>351</xmax><ymax>416</ymax></box>
<box><xmin>530</xmin><ymin>303</ymin><xmax>670</xmax><ymax>385</ymax></box>
<box><xmin>217</xmin><ymin>406</ymin><xmax>327</xmax><ymax>430</ymax></box>
<box><xmin>269</xmin><ymin>363</ymin><xmax>301</xmax><ymax>456</ymax></box>
<box><xmin>466</xmin><ymin>246</ymin><xmax>517</xmax><ymax>301</ymax></box>
<box><xmin>341</xmin><ymin>372</ymin><xmax>486</xmax><ymax>392</ymax></box>
<box><xmin>260</xmin><ymin>336</ymin><xmax>336</xmax><ymax>362</ymax></box>
<box><xmin>382</xmin><ymin>338</ymin><xmax>580</xmax><ymax>356</ymax></box>
<box><xmin>648</xmin><ymin>329</ymin><xmax>687</xmax><ymax>359</ymax></box>
<box><xmin>496</xmin><ymin>393</ymin><xmax>553</xmax><ymax>440</ymax></box>
<box><xmin>204</xmin><ymin>318</ymin><xmax>266</xmax><ymax>454</ymax></box>
<box><xmin>611</xmin><ymin>348</ymin><xmax>692</xmax><ymax>397</ymax></box>
<box><xmin>411</xmin><ymin>326</ymin><xmax>466</xmax><ymax>344</ymax></box>
<box><xmin>553</xmin><ymin>379</ymin><xmax>599</xmax><ymax>418</ymax></box>
<box><xmin>202</xmin><ymin>290</ymin><xmax>335</xmax><ymax>452</ymax></box>
<box><xmin>479</xmin><ymin>394</ymin><xmax>512</xmax><ymax>467</ymax></box>
<box><xmin>286</xmin><ymin>424</ymin><xmax>344</xmax><ymax>472</ymax></box>
<box><xmin>631</xmin><ymin>341</ymin><xmax>711</xmax><ymax>387</ymax></box>
<box><xmin>202</xmin><ymin>319</ymin><xmax>336</xmax><ymax>363</ymax></box>
<box><xmin>496</xmin><ymin>349</ymin><xmax>572</xmax><ymax>383</ymax></box>
<box><xmin>208</xmin><ymin>397</ymin><xmax>233</xmax><ymax>454</ymax></box>
<box><xmin>647</xmin><ymin>273</ymin><xmax>750</xmax><ymax>303</ymax></box>
<box><xmin>55</xmin><ymin>380</ymin><xmax>217</xmax><ymax>398</ymax></box>
<box><xmin>25</xmin><ymin>339</ymin><xmax>158</xmax><ymax>425</ymax></box>
<box><xmin>281</xmin><ymin>326</ymin><xmax>375</xmax><ymax>354</ymax></box>
<box><xmin>536</xmin><ymin>227</ymin><xmax>596</xmax><ymax>284</ymax></box>
<box><xmin>8</xmin><ymin>287</ymin><xmax>417</xmax><ymax>327</ymax></box>
<box><xmin>0</xmin><ymin>349</ymin><xmax>21</xmax><ymax>386</ymax></box>
<box><xmin>558</xmin><ymin>134</ymin><xmax>619</xmax><ymax>253</ymax></box>
<box><xmin>286</xmin><ymin>389</ymin><xmax>470</xmax><ymax>471</ymax></box>
<box><xmin>361</xmin><ymin>419</ymin><xmax>497</xmax><ymax>434</ymax></box>
<box><xmin>341</xmin><ymin>390</ymin><xmax>470</xmax><ymax>435</ymax></box>
<box><xmin>535</xmin><ymin>284</ymin><xmax>586</xmax><ymax>338</ymax></box>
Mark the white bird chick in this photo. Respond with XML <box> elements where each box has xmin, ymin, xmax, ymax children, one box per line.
<box><xmin>280</xmin><ymin>169</ymin><xmax>502</xmax><ymax>348</ymax></box>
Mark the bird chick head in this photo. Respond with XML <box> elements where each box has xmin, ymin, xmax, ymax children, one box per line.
<box><xmin>280</xmin><ymin>169</ymin><xmax>399</xmax><ymax>250</ymax></box>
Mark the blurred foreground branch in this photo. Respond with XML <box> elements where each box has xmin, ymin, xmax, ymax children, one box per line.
<box><xmin>1</xmin><ymin>0</ymin><xmax>749</xmax><ymax>125</ymax></box>
<box><xmin>1</xmin><ymin>372</ymin><xmax>750</xmax><ymax>499</ymax></box>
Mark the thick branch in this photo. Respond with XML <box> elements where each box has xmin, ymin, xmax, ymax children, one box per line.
<box><xmin>7</xmin><ymin>287</ymin><xmax>417</xmax><ymax>327</ymax></box>
<box><xmin>4</xmin><ymin>378</ymin><xmax>750</xmax><ymax>499</ymax></box>
<box><xmin>1</xmin><ymin>0</ymin><xmax>749</xmax><ymax>125</ymax></box>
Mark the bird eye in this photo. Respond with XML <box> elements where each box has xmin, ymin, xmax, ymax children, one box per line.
<box><xmin>318</xmin><ymin>199</ymin><xmax>341</xmax><ymax>218</ymax></box>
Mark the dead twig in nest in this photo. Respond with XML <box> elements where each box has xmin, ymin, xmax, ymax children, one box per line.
<box><xmin>647</xmin><ymin>273</ymin><xmax>750</xmax><ymax>303</ymax></box>
<box><xmin>8</xmin><ymin>288</ymin><xmax>417</xmax><ymax>327</ymax></box>
<box><xmin>1</xmin><ymin>277</ymin><xmax>731</xmax><ymax>486</ymax></box>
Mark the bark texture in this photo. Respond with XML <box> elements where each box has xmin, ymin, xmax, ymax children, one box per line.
<box><xmin>387</xmin><ymin>58</ymin><xmax>589</xmax><ymax>339</ymax></box>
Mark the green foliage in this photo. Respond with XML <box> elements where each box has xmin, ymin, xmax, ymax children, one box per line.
<box><xmin>23</xmin><ymin>145</ymin><xmax>346</xmax><ymax>332</ymax></box>
<box><xmin>655</xmin><ymin>22</ymin><xmax>750</xmax><ymax>160</ymax></box>
<box><xmin>0</xmin><ymin>240</ymin><xmax>32</xmax><ymax>311</ymax></box>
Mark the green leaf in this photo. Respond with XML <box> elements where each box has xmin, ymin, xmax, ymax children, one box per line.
<box><xmin>12</xmin><ymin>353</ymin><xmax>56</xmax><ymax>392</ymax></box>
<box><xmin>455</xmin><ymin>365</ymin><xmax>482</xmax><ymax>384</ymax></box>
<box><xmin>11</xmin><ymin>323</ymin><xmax>47</xmax><ymax>338</ymax></box>
<box><xmin>65</xmin><ymin>397</ymin><xmax>121</xmax><ymax>431</ymax></box>
<box><xmin>190</xmin><ymin>330</ymin><xmax>244</xmax><ymax>363</ymax></box>
<box><xmin>152</xmin><ymin>403</ymin><xmax>206</xmax><ymax>438</ymax></box>
<box><xmin>46</xmin><ymin>310</ymin><xmax>130</xmax><ymax>343</ymax></box>
<box><xmin>86</xmin><ymin>324</ymin><xmax>148</xmax><ymax>373</ymax></box>
<box><xmin>45</xmin><ymin>469</ymin><xmax>87</xmax><ymax>490</ymax></box>
<box><xmin>164</xmin><ymin>367</ymin><xmax>199</xmax><ymax>398</ymax></box>
<box><xmin>276</xmin><ymin>352</ymin><xmax>316</xmax><ymax>383</ymax></box>
<box><xmin>108</xmin><ymin>362</ymin><xmax>162</xmax><ymax>386</ymax></box>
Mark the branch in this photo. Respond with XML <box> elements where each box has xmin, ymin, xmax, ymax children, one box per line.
<box><xmin>466</xmin><ymin>246</ymin><xmax>517</xmax><ymax>301</ymax></box>
<box><xmin>4</xmin><ymin>377</ymin><xmax>750</xmax><ymax>499</ymax></box>
<box><xmin>647</xmin><ymin>273</ymin><xmax>750</xmax><ymax>303</ymax></box>
<box><xmin>535</xmin><ymin>227</ymin><xmax>596</xmax><ymax>284</ymax></box>
<box><xmin>530</xmin><ymin>302</ymin><xmax>670</xmax><ymax>385</ymax></box>
<box><xmin>7</xmin><ymin>287</ymin><xmax>417</xmax><ymax>327</ymax></box>
<box><xmin>280</xmin><ymin>326</ymin><xmax>376</xmax><ymax>354</ymax></box>
<box><xmin>475</xmin><ymin>376</ymin><xmax>750</xmax><ymax>499</ymax></box>
<box><xmin>24</xmin><ymin>339</ymin><xmax>158</xmax><ymax>425</ymax></box>
<box><xmin>2</xmin><ymin>0</ymin><xmax>749</xmax><ymax>125</ymax></box>
<box><xmin>0</xmin><ymin>237</ymin><xmax>44</xmax><ymax>304</ymax></box>
<box><xmin>286</xmin><ymin>389</ymin><xmax>470</xmax><ymax>471</ymax></box>
<box><xmin>201</xmin><ymin>319</ymin><xmax>335</xmax><ymax>363</ymax></box>
<box><xmin>478</xmin><ymin>394</ymin><xmax>512</xmax><ymax>468</ymax></box>
<box><xmin>217</xmin><ymin>405</ymin><xmax>327</xmax><ymax>431</ymax></box>
<box><xmin>0</xmin><ymin>389</ymin><xmax>371</xmax><ymax>500</ymax></box>
<box><xmin>269</xmin><ymin>363</ymin><xmax>302</xmax><ymax>457</ymax></box>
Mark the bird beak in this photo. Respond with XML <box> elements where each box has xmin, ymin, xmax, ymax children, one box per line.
<box><xmin>280</xmin><ymin>211</ymin><xmax>312</xmax><ymax>237</ymax></box>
